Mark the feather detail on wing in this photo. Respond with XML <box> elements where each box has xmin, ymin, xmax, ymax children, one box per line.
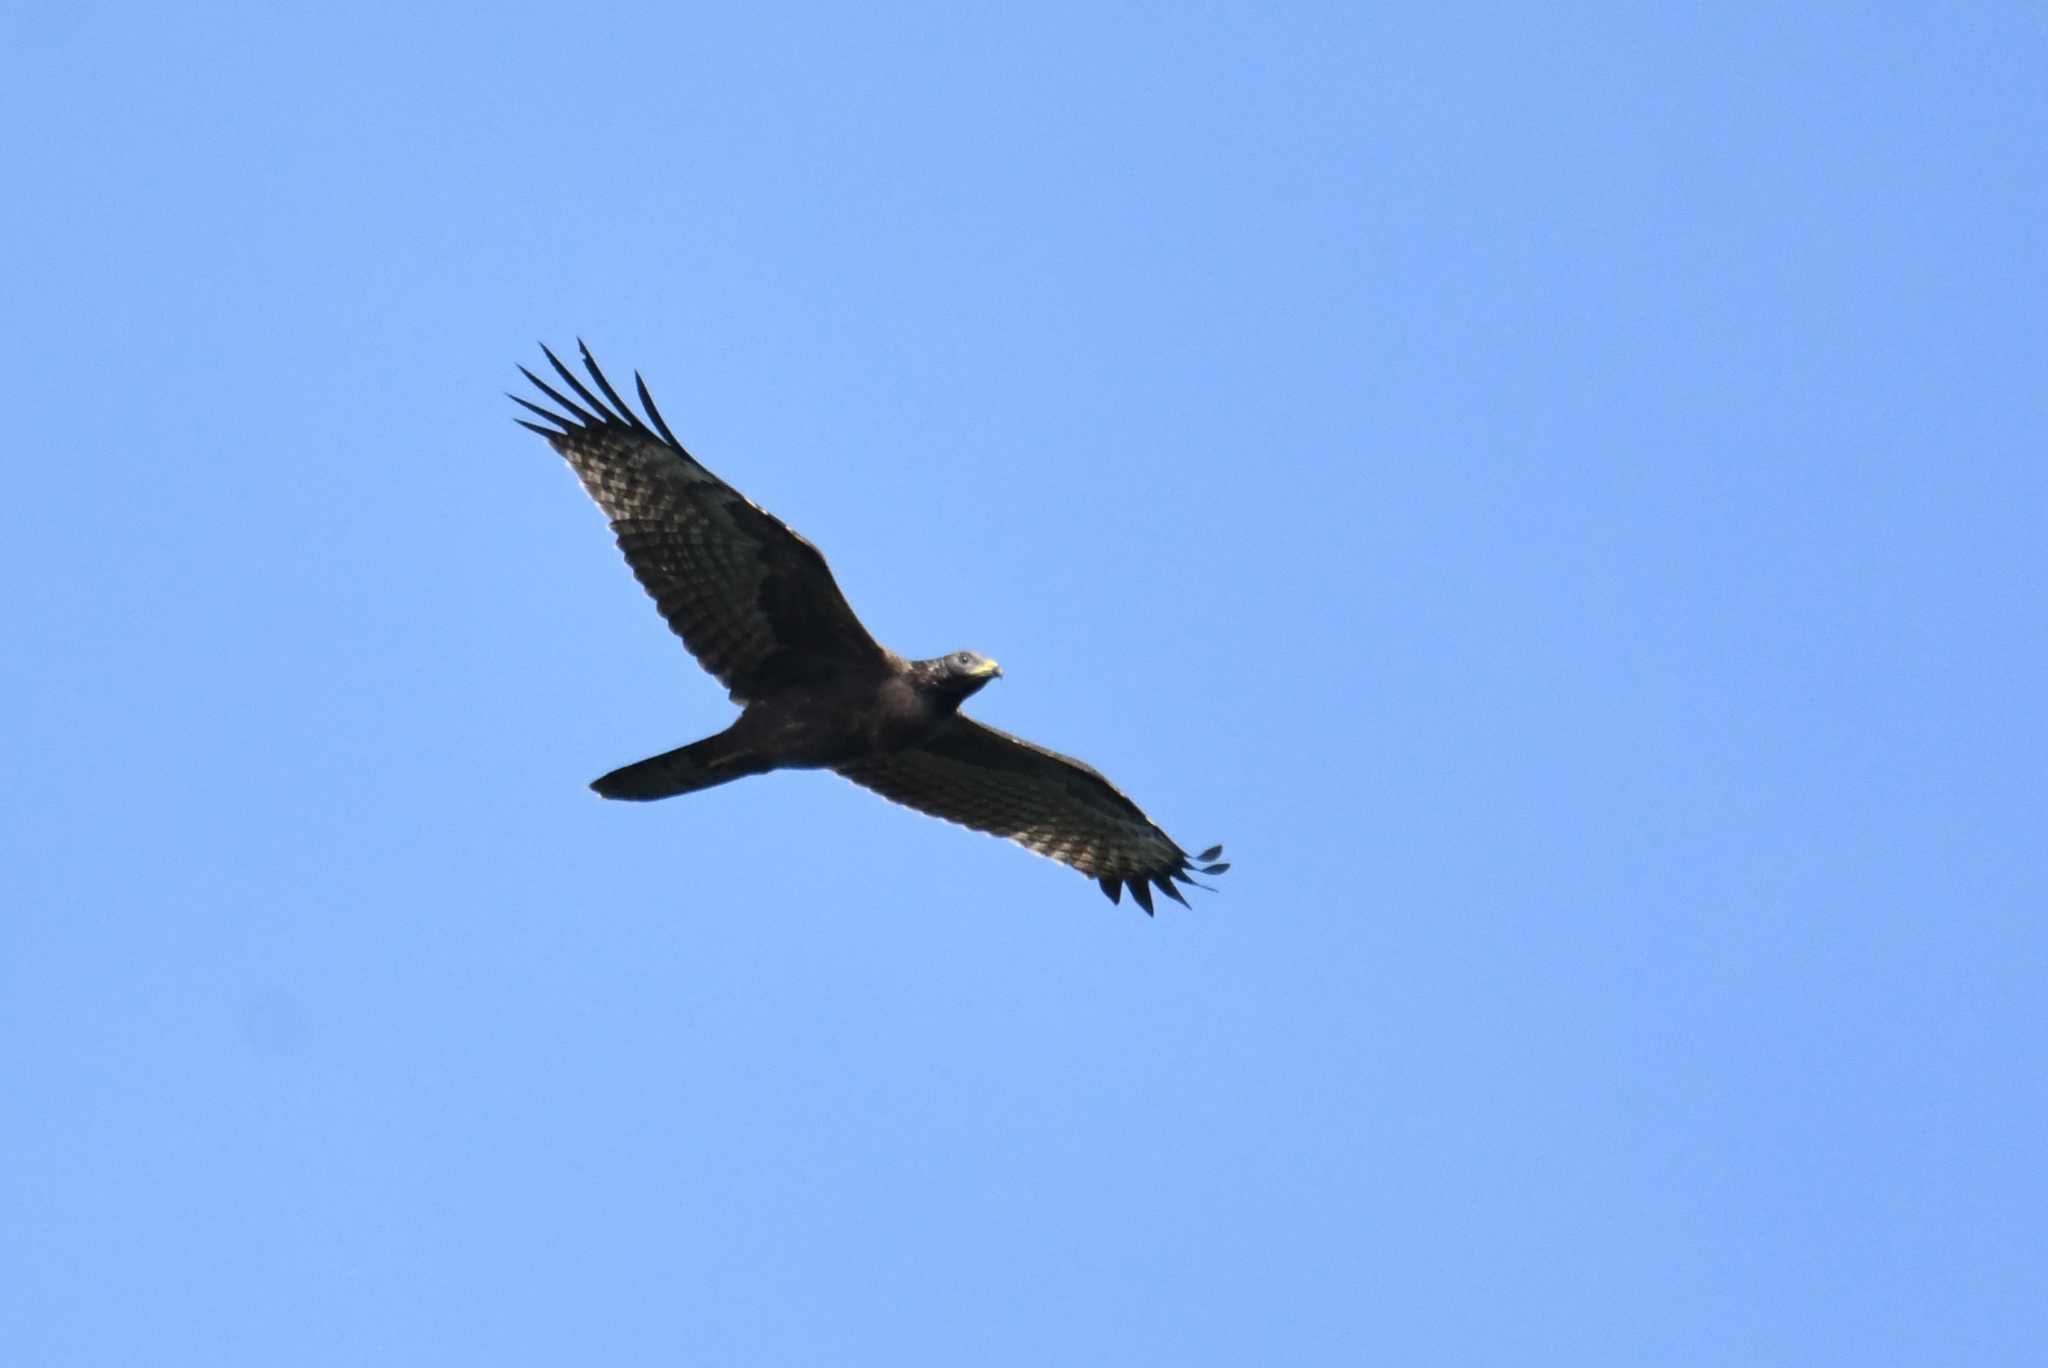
<box><xmin>835</xmin><ymin>717</ymin><xmax>1228</xmax><ymax>914</ymax></box>
<box><xmin>513</xmin><ymin>342</ymin><xmax>889</xmax><ymax>701</ymax></box>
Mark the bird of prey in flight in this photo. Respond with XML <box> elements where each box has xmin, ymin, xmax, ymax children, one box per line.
<box><xmin>512</xmin><ymin>343</ymin><xmax>1227</xmax><ymax>913</ymax></box>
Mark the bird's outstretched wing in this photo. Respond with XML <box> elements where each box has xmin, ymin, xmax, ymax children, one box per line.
<box><xmin>513</xmin><ymin>343</ymin><xmax>890</xmax><ymax>701</ymax></box>
<box><xmin>835</xmin><ymin>717</ymin><xmax>1229</xmax><ymax>914</ymax></box>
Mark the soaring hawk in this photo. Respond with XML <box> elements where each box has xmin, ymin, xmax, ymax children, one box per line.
<box><xmin>512</xmin><ymin>344</ymin><xmax>1227</xmax><ymax>913</ymax></box>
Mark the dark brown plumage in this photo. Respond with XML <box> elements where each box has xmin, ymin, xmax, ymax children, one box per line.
<box><xmin>512</xmin><ymin>343</ymin><xmax>1227</xmax><ymax>912</ymax></box>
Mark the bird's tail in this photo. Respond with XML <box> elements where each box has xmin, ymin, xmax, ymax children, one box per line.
<box><xmin>589</xmin><ymin>728</ymin><xmax>770</xmax><ymax>801</ymax></box>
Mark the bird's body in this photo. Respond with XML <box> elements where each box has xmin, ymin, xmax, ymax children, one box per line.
<box><xmin>513</xmin><ymin>343</ymin><xmax>1227</xmax><ymax>913</ymax></box>
<box><xmin>645</xmin><ymin>670</ymin><xmax>966</xmax><ymax>776</ymax></box>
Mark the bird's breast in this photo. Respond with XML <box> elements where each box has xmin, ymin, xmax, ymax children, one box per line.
<box><xmin>867</xmin><ymin>676</ymin><xmax>944</xmax><ymax>752</ymax></box>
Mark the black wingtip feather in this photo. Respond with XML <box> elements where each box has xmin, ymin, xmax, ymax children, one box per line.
<box><xmin>541</xmin><ymin>344</ymin><xmax>621</xmax><ymax>425</ymax></box>
<box><xmin>635</xmin><ymin>371</ymin><xmax>684</xmax><ymax>449</ymax></box>
<box><xmin>578</xmin><ymin>342</ymin><xmax>651</xmax><ymax>437</ymax></box>
<box><xmin>517</xmin><ymin>365</ymin><xmax>603</xmax><ymax>427</ymax></box>
<box><xmin>516</xmin><ymin>344</ymin><xmax>675</xmax><ymax>444</ymax></box>
<box><xmin>1086</xmin><ymin>843</ymin><xmax>1230</xmax><ymax>916</ymax></box>
<box><xmin>509</xmin><ymin>392</ymin><xmax>575</xmax><ymax>430</ymax></box>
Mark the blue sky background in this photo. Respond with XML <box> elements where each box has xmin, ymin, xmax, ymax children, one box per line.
<box><xmin>4</xmin><ymin>4</ymin><xmax>2043</xmax><ymax>1363</ymax></box>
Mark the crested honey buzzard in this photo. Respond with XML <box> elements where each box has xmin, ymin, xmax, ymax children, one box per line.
<box><xmin>512</xmin><ymin>343</ymin><xmax>1227</xmax><ymax>913</ymax></box>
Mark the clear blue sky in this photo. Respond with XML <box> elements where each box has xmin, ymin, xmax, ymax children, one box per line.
<box><xmin>4</xmin><ymin>4</ymin><xmax>2043</xmax><ymax>1363</ymax></box>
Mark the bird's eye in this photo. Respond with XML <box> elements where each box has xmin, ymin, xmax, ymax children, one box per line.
<box><xmin>955</xmin><ymin>653</ymin><xmax>971</xmax><ymax>666</ymax></box>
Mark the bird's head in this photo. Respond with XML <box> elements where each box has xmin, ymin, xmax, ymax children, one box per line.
<box><xmin>930</xmin><ymin>649</ymin><xmax>1003</xmax><ymax>701</ymax></box>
